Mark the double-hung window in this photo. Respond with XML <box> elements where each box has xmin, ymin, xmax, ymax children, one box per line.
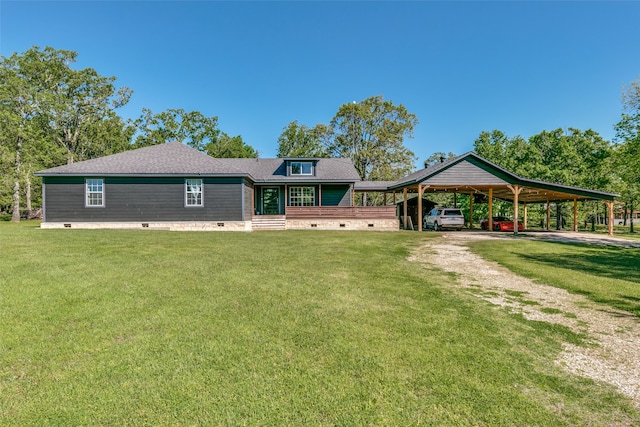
<box><xmin>290</xmin><ymin>161</ymin><xmax>313</xmax><ymax>176</ymax></box>
<box><xmin>85</xmin><ymin>179</ymin><xmax>104</xmax><ymax>207</ymax></box>
<box><xmin>185</xmin><ymin>179</ymin><xmax>203</xmax><ymax>207</ymax></box>
<box><xmin>289</xmin><ymin>186</ymin><xmax>315</xmax><ymax>206</ymax></box>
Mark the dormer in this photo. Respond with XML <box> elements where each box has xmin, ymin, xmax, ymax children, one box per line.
<box><xmin>284</xmin><ymin>159</ymin><xmax>318</xmax><ymax>177</ymax></box>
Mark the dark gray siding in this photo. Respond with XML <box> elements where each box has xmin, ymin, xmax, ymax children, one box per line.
<box><xmin>425</xmin><ymin>160</ymin><xmax>508</xmax><ymax>186</ymax></box>
<box><xmin>42</xmin><ymin>176</ymin><xmax>246</xmax><ymax>222</ymax></box>
<box><xmin>321</xmin><ymin>184</ymin><xmax>351</xmax><ymax>206</ymax></box>
<box><xmin>243</xmin><ymin>180</ymin><xmax>253</xmax><ymax>220</ymax></box>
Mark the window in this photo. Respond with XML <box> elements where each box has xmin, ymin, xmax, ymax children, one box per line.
<box><xmin>85</xmin><ymin>179</ymin><xmax>104</xmax><ymax>207</ymax></box>
<box><xmin>185</xmin><ymin>179</ymin><xmax>203</xmax><ymax>206</ymax></box>
<box><xmin>289</xmin><ymin>186</ymin><xmax>315</xmax><ymax>206</ymax></box>
<box><xmin>290</xmin><ymin>161</ymin><xmax>313</xmax><ymax>176</ymax></box>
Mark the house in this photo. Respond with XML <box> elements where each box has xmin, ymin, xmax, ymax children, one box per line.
<box><xmin>34</xmin><ymin>142</ymin><xmax>398</xmax><ymax>231</ymax></box>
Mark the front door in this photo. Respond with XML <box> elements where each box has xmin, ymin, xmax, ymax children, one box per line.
<box><xmin>262</xmin><ymin>187</ymin><xmax>280</xmax><ymax>215</ymax></box>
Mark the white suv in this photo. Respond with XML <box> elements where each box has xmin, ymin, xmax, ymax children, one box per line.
<box><xmin>424</xmin><ymin>208</ymin><xmax>465</xmax><ymax>231</ymax></box>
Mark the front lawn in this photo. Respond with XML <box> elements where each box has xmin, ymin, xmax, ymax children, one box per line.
<box><xmin>467</xmin><ymin>238</ymin><xmax>640</xmax><ymax>317</ymax></box>
<box><xmin>0</xmin><ymin>223</ymin><xmax>637</xmax><ymax>425</ymax></box>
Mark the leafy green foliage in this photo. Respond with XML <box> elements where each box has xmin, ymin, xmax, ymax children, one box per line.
<box><xmin>276</xmin><ymin>120</ymin><xmax>328</xmax><ymax>157</ymax></box>
<box><xmin>328</xmin><ymin>95</ymin><xmax>418</xmax><ymax>181</ymax></box>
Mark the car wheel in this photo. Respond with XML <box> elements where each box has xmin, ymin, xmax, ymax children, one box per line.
<box><xmin>493</xmin><ymin>224</ymin><xmax>500</xmax><ymax>231</ymax></box>
<box><xmin>433</xmin><ymin>222</ymin><xmax>439</xmax><ymax>231</ymax></box>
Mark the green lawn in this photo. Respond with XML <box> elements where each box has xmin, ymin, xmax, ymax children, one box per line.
<box><xmin>1</xmin><ymin>222</ymin><xmax>638</xmax><ymax>426</ymax></box>
<box><xmin>467</xmin><ymin>238</ymin><xmax>640</xmax><ymax>317</ymax></box>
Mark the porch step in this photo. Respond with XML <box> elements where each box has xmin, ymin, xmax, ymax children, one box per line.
<box><xmin>252</xmin><ymin>215</ymin><xmax>286</xmax><ymax>230</ymax></box>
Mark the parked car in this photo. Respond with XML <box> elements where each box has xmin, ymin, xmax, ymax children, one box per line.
<box><xmin>480</xmin><ymin>216</ymin><xmax>524</xmax><ymax>232</ymax></box>
<box><xmin>423</xmin><ymin>208</ymin><xmax>465</xmax><ymax>231</ymax></box>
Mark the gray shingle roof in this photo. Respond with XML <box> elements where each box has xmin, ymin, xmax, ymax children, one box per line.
<box><xmin>35</xmin><ymin>142</ymin><xmax>361</xmax><ymax>182</ymax></box>
<box><xmin>35</xmin><ymin>142</ymin><xmax>248</xmax><ymax>176</ymax></box>
<box><xmin>220</xmin><ymin>158</ymin><xmax>360</xmax><ymax>182</ymax></box>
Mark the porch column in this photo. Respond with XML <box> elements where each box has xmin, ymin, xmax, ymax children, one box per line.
<box><xmin>318</xmin><ymin>184</ymin><xmax>322</xmax><ymax>207</ymax></box>
<box><xmin>469</xmin><ymin>192</ymin><xmax>474</xmax><ymax>229</ymax></box>
<box><xmin>507</xmin><ymin>185</ymin><xmax>523</xmax><ymax>234</ymax></box>
<box><xmin>383</xmin><ymin>192</ymin><xmax>387</xmax><ymax>205</ymax></box>
<box><xmin>546</xmin><ymin>199</ymin><xmax>551</xmax><ymax>230</ymax></box>
<box><xmin>403</xmin><ymin>188</ymin><xmax>408</xmax><ymax>230</ymax></box>
<box><xmin>418</xmin><ymin>185</ymin><xmax>423</xmax><ymax>232</ymax></box>
<box><xmin>523</xmin><ymin>203</ymin><xmax>528</xmax><ymax>230</ymax></box>
<box><xmin>573</xmin><ymin>198</ymin><xmax>578</xmax><ymax>232</ymax></box>
<box><xmin>606</xmin><ymin>201</ymin><xmax>614</xmax><ymax>236</ymax></box>
<box><xmin>284</xmin><ymin>185</ymin><xmax>288</xmax><ymax>215</ymax></box>
<box><xmin>251</xmin><ymin>186</ymin><xmax>255</xmax><ymax>217</ymax></box>
<box><xmin>488</xmin><ymin>188</ymin><xmax>493</xmax><ymax>230</ymax></box>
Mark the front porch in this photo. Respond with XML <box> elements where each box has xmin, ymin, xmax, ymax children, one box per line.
<box><xmin>252</xmin><ymin>206</ymin><xmax>398</xmax><ymax>231</ymax></box>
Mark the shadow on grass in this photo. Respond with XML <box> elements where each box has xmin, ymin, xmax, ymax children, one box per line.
<box><xmin>518</xmin><ymin>243</ymin><xmax>640</xmax><ymax>316</ymax></box>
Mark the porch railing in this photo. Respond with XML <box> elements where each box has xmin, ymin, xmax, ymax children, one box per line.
<box><xmin>285</xmin><ymin>206</ymin><xmax>397</xmax><ymax>219</ymax></box>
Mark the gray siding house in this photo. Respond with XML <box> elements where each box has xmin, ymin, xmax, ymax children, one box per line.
<box><xmin>35</xmin><ymin>142</ymin><xmax>398</xmax><ymax>231</ymax></box>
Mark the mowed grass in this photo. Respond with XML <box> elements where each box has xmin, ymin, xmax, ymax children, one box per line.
<box><xmin>467</xmin><ymin>238</ymin><xmax>640</xmax><ymax>317</ymax></box>
<box><xmin>1</xmin><ymin>223</ymin><xmax>638</xmax><ymax>425</ymax></box>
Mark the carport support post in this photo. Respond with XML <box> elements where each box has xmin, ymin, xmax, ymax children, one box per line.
<box><xmin>403</xmin><ymin>188</ymin><xmax>408</xmax><ymax>230</ymax></box>
<box><xmin>488</xmin><ymin>188</ymin><xmax>493</xmax><ymax>230</ymax></box>
<box><xmin>523</xmin><ymin>203</ymin><xmax>528</xmax><ymax>230</ymax></box>
<box><xmin>468</xmin><ymin>192</ymin><xmax>474</xmax><ymax>229</ymax></box>
<box><xmin>573</xmin><ymin>198</ymin><xmax>578</xmax><ymax>232</ymax></box>
<box><xmin>507</xmin><ymin>184</ymin><xmax>523</xmax><ymax>235</ymax></box>
<box><xmin>418</xmin><ymin>185</ymin><xmax>423</xmax><ymax>231</ymax></box>
<box><xmin>606</xmin><ymin>200</ymin><xmax>614</xmax><ymax>236</ymax></box>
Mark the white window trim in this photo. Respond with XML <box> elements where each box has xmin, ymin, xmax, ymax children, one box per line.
<box><xmin>289</xmin><ymin>186</ymin><xmax>316</xmax><ymax>206</ymax></box>
<box><xmin>185</xmin><ymin>178</ymin><xmax>204</xmax><ymax>207</ymax></box>
<box><xmin>290</xmin><ymin>161</ymin><xmax>314</xmax><ymax>176</ymax></box>
<box><xmin>85</xmin><ymin>178</ymin><xmax>105</xmax><ymax>208</ymax></box>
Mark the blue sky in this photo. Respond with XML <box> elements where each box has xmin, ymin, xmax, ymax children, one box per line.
<box><xmin>2</xmin><ymin>1</ymin><xmax>639</xmax><ymax>167</ymax></box>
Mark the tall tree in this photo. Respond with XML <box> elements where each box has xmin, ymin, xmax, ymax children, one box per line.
<box><xmin>134</xmin><ymin>108</ymin><xmax>257</xmax><ymax>157</ymax></box>
<box><xmin>45</xmin><ymin>56</ymin><xmax>132</xmax><ymax>164</ymax></box>
<box><xmin>276</xmin><ymin>121</ymin><xmax>328</xmax><ymax>158</ymax></box>
<box><xmin>326</xmin><ymin>95</ymin><xmax>417</xmax><ymax>181</ymax></box>
<box><xmin>0</xmin><ymin>47</ymin><xmax>68</xmax><ymax>221</ymax></box>
<box><xmin>614</xmin><ymin>76</ymin><xmax>640</xmax><ymax>232</ymax></box>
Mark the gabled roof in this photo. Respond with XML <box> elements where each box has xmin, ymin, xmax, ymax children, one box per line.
<box><xmin>389</xmin><ymin>151</ymin><xmax>618</xmax><ymax>202</ymax></box>
<box><xmin>220</xmin><ymin>158</ymin><xmax>360</xmax><ymax>182</ymax></box>
<box><xmin>35</xmin><ymin>142</ymin><xmax>248</xmax><ymax>177</ymax></box>
<box><xmin>35</xmin><ymin>142</ymin><xmax>361</xmax><ymax>183</ymax></box>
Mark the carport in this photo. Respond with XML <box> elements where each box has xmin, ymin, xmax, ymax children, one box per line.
<box><xmin>382</xmin><ymin>152</ymin><xmax>618</xmax><ymax>235</ymax></box>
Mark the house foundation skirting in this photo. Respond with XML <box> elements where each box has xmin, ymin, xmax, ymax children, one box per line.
<box><xmin>285</xmin><ymin>218</ymin><xmax>399</xmax><ymax>231</ymax></box>
<box><xmin>40</xmin><ymin>221</ymin><xmax>253</xmax><ymax>232</ymax></box>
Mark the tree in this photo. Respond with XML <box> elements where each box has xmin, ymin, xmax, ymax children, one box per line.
<box><xmin>326</xmin><ymin>95</ymin><xmax>417</xmax><ymax>181</ymax></box>
<box><xmin>134</xmin><ymin>108</ymin><xmax>257</xmax><ymax>157</ymax></box>
<box><xmin>0</xmin><ymin>47</ymin><xmax>68</xmax><ymax>221</ymax></box>
<box><xmin>276</xmin><ymin>121</ymin><xmax>328</xmax><ymax>158</ymax></box>
<box><xmin>45</xmin><ymin>55</ymin><xmax>132</xmax><ymax>164</ymax></box>
<box><xmin>206</xmin><ymin>133</ymin><xmax>257</xmax><ymax>158</ymax></box>
<box><xmin>614</xmin><ymin>77</ymin><xmax>640</xmax><ymax>232</ymax></box>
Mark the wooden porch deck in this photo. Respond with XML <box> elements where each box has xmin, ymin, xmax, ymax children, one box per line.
<box><xmin>284</xmin><ymin>206</ymin><xmax>397</xmax><ymax>219</ymax></box>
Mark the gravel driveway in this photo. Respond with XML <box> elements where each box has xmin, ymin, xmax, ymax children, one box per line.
<box><xmin>409</xmin><ymin>232</ymin><xmax>640</xmax><ymax>408</ymax></box>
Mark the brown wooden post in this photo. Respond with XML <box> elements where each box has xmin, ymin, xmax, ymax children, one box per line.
<box><xmin>523</xmin><ymin>202</ymin><xmax>528</xmax><ymax>230</ymax></box>
<box><xmin>606</xmin><ymin>201</ymin><xmax>614</xmax><ymax>236</ymax></box>
<box><xmin>418</xmin><ymin>185</ymin><xmax>423</xmax><ymax>232</ymax></box>
<box><xmin>403</xmin><ymin>188</ymin><xmax>408</xmax><ymax>230</ymax></box>
<box><xmin>546</xmin><ymin>199</ymin><xmax>551</xmax><ymax>230</ymax></box>
<box><xmin>507</xmin><ymin>185</ymin><xmax>523</xmax><ymax>235</ymax></box>
<box><xmin>284</xmin><ymin>185</ymin><xmax>288</xmax><ymax>215</ymax></box>
<box><xmin>318</xmin><ymin>184</ymin><xmax>322</xmax><ymax>207</ymax></box>
<box><xmin>488</xmin><ymin>188</ymin><xmax>493</xmax><ymax>231</ymax></box>
<box><xmin>468</xmin><ymin>192</ymin><xmax>474</xmax><ymax>229</ymax></box>
<box><xmin>383</xmin><ymin>192</ymin><xmax>387</xmax><ymax>205</ymax></box>
<box><xmin>573</xmin><ymin>198</ymin><xmax>578</xmax><ymax>232</ymax></box>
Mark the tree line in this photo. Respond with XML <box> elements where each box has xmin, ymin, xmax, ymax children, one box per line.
<box><xmin>1</xmin><ymin>46</ymin><xmax>638</xmax><ymax>228</ymax></box>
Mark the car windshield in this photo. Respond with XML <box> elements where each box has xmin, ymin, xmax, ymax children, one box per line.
<box><xmin>493</xmin><ymin>216</ymin><xmax>509</xmax><ymax>221</ymax></box>
<box><xmin>444</xmin><ymin>210</ymin><xmax>463</xmax><ymax>216</ymax></box>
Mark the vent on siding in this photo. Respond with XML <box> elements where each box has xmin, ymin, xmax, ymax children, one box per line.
<box><xmin>340</xmin><ymin>223</ymin><xmax>345</xmax><ymax>228</ymax></box>
<box><xmin>142</xmin><ymin>223</ymin><xmax>149</xmax><ymax>228</ymax></box>
<box><xmin>217</xmin><ymin>222</ymin><xmax>225</xmax><ymax>227</ymax></box>
<box><xmin>64</xmin><ymin>224</ymin><xmax>71</xmax><ymax>228</ymax></box>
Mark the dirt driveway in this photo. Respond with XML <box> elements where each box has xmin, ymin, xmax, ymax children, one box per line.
<box><xmin>409</xmin><ymin>232</ymin><xmax>640</xmax><ymax>407</ymax></box>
